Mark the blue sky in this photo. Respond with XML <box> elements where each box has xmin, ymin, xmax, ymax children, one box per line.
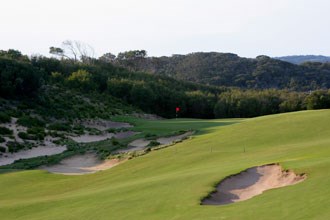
<box><xmin>1</xmin><ymin>0</ymin><xmax>329</xmax><ymax>58</ymax></box>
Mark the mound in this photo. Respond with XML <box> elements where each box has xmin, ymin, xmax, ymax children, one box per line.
<box><xmin>202</xmin><ymin>164</ymin><xmax>306</xmax><ymax>205</ymax></box>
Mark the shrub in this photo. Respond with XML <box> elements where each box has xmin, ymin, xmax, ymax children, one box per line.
<box><xmin>18</xmin><ymin>132</ymin><xmax>30</xmax><ymax>140</ymax></box>
<box><xmin>48</xmin><ymin>123</ymin><xmax>71</xmax><ymax>131</ymax></box>
<box><xmin>0</xmin><ymin>146</ymin><xmax>6</xmax><ymax>153</ymax></box>
<box><xmin>148</xmin><ymin>140</ymin><xmax>160</xmax><ymax>147</ymax></box>
<box><xmin>0</xmin><ymin>112</ymin><xmax>11</xmax><ymax>123</ymax></box>
<box><xmin>0</xmin><ymin>136</ymin><xmax>5</xmax><ymax>143</ymax></box>
<box><xmin>144</xmin><ymin>133</ymin><xmax>156</xmax><ymax>138</ymax></box>
<box><xmin>7</xmin><ymin>141</ymin><xmax>25</xmax><ymax>153</ymax></box>
<box><xmin>111</xmin><ymin>138</ymin><xmax>119</xmax><ymax>145</ymax></box>
<box><xmin>17</xmin><ymin>116</ymin><xmax>45</xmax><ymax>128</ymax></box>
<box><xmin>0</xmin><ymin>127</ymin><xmax>13</xmax><ymax>135</ymax></box>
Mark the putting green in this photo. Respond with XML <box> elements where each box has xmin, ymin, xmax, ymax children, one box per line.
<box><xmin>0</xmin><ymin>110</ymin><xmax>329</xmax><ymax>220</ymax></box>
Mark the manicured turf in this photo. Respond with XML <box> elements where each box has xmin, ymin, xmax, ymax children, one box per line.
<box><xmin>1</xmin><ymin>110</ymin><xmax>330</xmax><ymax>220</ymax></box>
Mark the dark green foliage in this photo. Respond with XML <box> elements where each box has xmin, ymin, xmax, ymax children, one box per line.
<box><xmin>115</xmin><ymin>52</ymin><xmax>330</xmax><ymax>91</ymax></box>
<box><xmin>0</xmin><ymin>57</ymin><xmax>44</xmax><ymax>98</ymax></box>
<box><xmin>26</xmin><ymin>127</ymin><xmax>46</xmax><ymax>140</ymax></box>
<box><xmin>0</xmin><ymin>136</ymin><xmax>5</xmax><ymax>143</ymax></box>
<box><xmin>2</xmin><ymin>49</ymin><xmax>330</xmax><ymax>120</ymax></box>
<box><xmin>7</xmin><ymin>141</ymin><xmax>25</xmax><ymax>153</ymax></box>
<box><xmin>148</xmin><ymin>140</ymin><xmax>160</xmax><ymax>147</ymax></box>
<box><xmin>144</xmin><ymin>133</ymin><xmax>157</xmax><ymax>139</ymax></box>
<box><xmin>0</xmin><ymin>112</ymin><xmax>11</xmax><ymax>123</ymax></box>
<box><xmin>305</xmin><ymin>90</ymin><xmax>330</xmax><ymax>110</ymax></box>
<box><xmin>0</xmin><ymin>49</ymin><xmax>29</xmax><ymax>61</ymax></box>
<box><xmin>0</xmin><ymin>146</ymin><xmax>6</xmax><ymax>153</ymax></box>
<box><xmin>0</xmin><ymin>127</ymin><xmax>13</xmax><ymax>135</ymax></box>
<box><xmin>48</xmin><ymin>123</ymin><xmax>72</xmax><ymax>132</ymax></box>
<box><xmin>72</xmin><ymin>125</ymin><xmax>85</xmax><ymax>135</ymax></box>
<box><xmin>111</xmin><ymin>138</ymin><xmax>119</xmax><ymax>145</ymax></box>
<box><xmin>17</xmin><ymin>116</ymin><xmax>45</xmax><ymax>128</ymax></box>
<box><xmin>214</xmin><ymin>89</ymin><xmax>304</xmax><ymax>118</ymax></box>
<box><xmin>18</xmin><ymin>132</ymin><xmax>30</xmax><ymax>140</ymax></box>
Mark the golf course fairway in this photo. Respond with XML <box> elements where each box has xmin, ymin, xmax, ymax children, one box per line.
<box><xmin>1</xmin><ymin>110</ymin><xmax>330</xmax><ymax>220</ymax></box>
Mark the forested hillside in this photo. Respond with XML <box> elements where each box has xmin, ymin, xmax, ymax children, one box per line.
<box><xmin>112</xmin><ymin>52</ymin><xmax>330</xmax><ymax>90</ymax></box>
<box><xmin>1</xmin><ymin>49</ymin><xmax>330</xmax><ymax>119</ymax></box>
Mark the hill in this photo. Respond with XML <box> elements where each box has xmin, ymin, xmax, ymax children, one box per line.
<box><xmin>113</xmin><ymin>52</ymin><xmax>330</xmax><ymax>90</ymax></box>
<box><xmin>0</xmin><ymin>110</ymin><xmax>329</xmax><ymax>219</ymax></box>
<box><xmin>1</xmin><ymin>49</ymin><xmax>330</xmax><ymax>120</ymax></box>
<box><xmin>274</xmin><ymin>55</ymin><xmax>330</xmax><ymax>64</ymax></box>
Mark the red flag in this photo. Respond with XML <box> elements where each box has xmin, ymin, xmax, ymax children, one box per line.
<box><xmin>176</xmin><ymin>107</ymin><xmax>180</xmax><ymax>112</ymax></box>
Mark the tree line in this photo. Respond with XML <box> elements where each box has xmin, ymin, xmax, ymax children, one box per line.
<box><xmin>1</xmin><ymin>48</ymin><xmax>330</xmax><ymax>119</ymax></box>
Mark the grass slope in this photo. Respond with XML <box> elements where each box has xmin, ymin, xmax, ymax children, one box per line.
<box><xmin>0</xmin><ymin>110</ymin><xmax>330</xmax><ymax>220</ymax></box>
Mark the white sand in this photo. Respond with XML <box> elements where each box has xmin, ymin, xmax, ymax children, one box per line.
<box><xmin>157</xmin><ymin>131</ymin><xmax>193</xmax><ymax>145</ymax></box>
<box><xmin>0</xmin><ymin>146</ymin><xmax>67</xmax><ymax>166</ymax></box>
<box><xmin>41</xmin><ymin>153</ymin><xmax>125</xmax><ymax>175</ymax></box>
<box><xmin>2</xmin><ymin>117</ymin><xmax>26</xmax><ymax>143</ymax></box>
<box><xmin>202</xmin><ymin>164</ymin><xmax>306</xmax><ymax>205</ymax></box>
<box><xmin>117</xmin><ymin>131</ymin><xmax>193</xmax><ymax>153</ymax></box>
<box><xmin>69</xmin><ymin>131</ymin><xmax>138</xmax><ymax>143</ymax></box>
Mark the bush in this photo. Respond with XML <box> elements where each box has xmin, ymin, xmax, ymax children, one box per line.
<box><xmin>18</xmin><ymin>132</ymin><xmax>30</xmax><ymax>140</ymax></box>
<box><xmin>0</xmin><ymin>127</ymin><xmax>13</xmax><ymax>135</ymax></box>
<box><xmin>0</xmin><ymin>136</ymin><xmax>5</xmax><ymax>143</ymax></box>
<box><xmin>111</xmin><ymin>138</ymin><xmax>119</xmax><ymax>145</ymax></box>
<box><xmin>0</xmin><ymin>146</ymin><xmax>6</xmax><ymax>153</ymax></box>
<box><xmin>148</xmin><ymin>140</ymin><xmax>160</xmax><ymax>147</ymax></box>
<box><xmin>48</xmin><ymin>123</ymin><xmax>71</xmax><ymax>131</ymax></box>
<box><xmin>0</xmin><ymin>112</ymin><xmax>11</xmax><ymax>123</ymax></box>
<box><xmin>7</xmin><ymin>141</ymin><xmax>25</xmax><ymax>153</ymax></box>
<box><xmin>18</xmin><ymin>127</ymin><xmax>45</xmax><ymax>140</ymax></box>
<box><xmin>144</xmin><ymin>133</ymin><xmax>157</xmax><ymax>138</ymax></box>
<box><xmin>17</xmin><ymin>116</ymin><xmax>45</xmax><ymax>128</ymax></box>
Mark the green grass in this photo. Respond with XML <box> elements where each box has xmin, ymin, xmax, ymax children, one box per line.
<box><xmin>0</xmin><ymin>110</ymin><xmax>330</xmax><ymax>219</ymax></box>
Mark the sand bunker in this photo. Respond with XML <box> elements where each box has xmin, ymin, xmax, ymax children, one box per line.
<box><xmin>202</xmin><ymin>164</ymin><xmax>306</xmax><ymax>205</ymax></box>
<box><xmin>69</xmin><ymin>131</ymin><xmax>138</xmax><ymax>143</ymax></box>
<box><xmin>0</xmin><ymin>146</ymin><xmax>67</xmax><ymax>166</ymax></box>
<box><xmin>157</xmin><ymin>131</ymin><xmax>193</xmax><ymax>145</ymax></box>
<box><xmin>41</xmin><ymin>153</ymin><xmax>124</xmax><ymax>175</ymax></box>
<box><xmin>117</xmin><ymin>131</ymin><xmax>193</xmax><ymax>153</ymax></box>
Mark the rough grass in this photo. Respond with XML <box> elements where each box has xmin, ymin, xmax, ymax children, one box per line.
<box><xmin>0</xmin><ymin>110</ymin><xmax>330</xmax><ymax>220</ymax></box>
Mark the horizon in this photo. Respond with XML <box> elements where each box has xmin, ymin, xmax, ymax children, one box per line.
<box><xmin>1</xmin><ymin>0</ymin><xmax>330</xmax><ymax>58</ymax></box>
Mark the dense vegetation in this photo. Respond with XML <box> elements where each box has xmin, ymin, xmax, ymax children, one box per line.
<box><xmin>1</xmin><ymin>49</ymin><xmax>330</xmax><ymax>119</ymax></box>
<box><xmin>112</xmin><ymin>52</ymin><xmax>330</xmax><ymax>91</ymax></box>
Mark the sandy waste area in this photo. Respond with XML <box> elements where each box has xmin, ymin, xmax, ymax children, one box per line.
<box><xmin>116</xmin><ymin>131</ymin><xmax>193</xmax><ymax>153</ymax></box>
<box><xmin>41</xmin><ymin>153</ymin><xmax>125</xmax><ymax>175</ymax></box>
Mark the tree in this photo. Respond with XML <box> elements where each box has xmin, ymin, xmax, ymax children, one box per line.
<box><xmin>49</xmin><ymin>40</ymin><xmax>95</xmax><ymax>63</ymax></box>
<box><xmin>117</xmin><ymin>50</ymin><xmax>147</xmax><ymax>60</ymax></box>
<box><xmin>0</xmin><ymin>49</ymin><xmax>29</xmax><ymax>61</ymax></box>
<box><xmin>67</xmin><ymin>69</ymin><xmax>96</xmax><ymax>91</ymax></box>
<box><xmin>99</xmin><ymin>53</ymin><xmax>116</xmax><ymax>63</ymax></box>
